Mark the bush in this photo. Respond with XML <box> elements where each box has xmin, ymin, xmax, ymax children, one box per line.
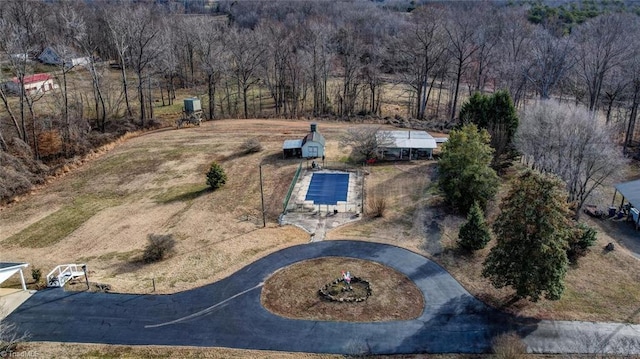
<box><xmin>240</xmin><ymin>138</ymin><xmax>262</xmax><ymax>154</ymax></box>
<box><xmin>491</xmin><ymin>333</ymin><xmax>527</xmax><ymax>359</ymax></box>
<box><xmin>206</xmin><ymin>162</ymin><xmax>227</xmax><ymax>190</ymax></box>
<box><xmin>567</xmin><ymin>222</ymin><xmax>597</xmax><ymax>264</ymax></box>
<box><xmin>367</xmin><ymin>193</ymin><xmax>387</xmax><ymax>218</ymax></box>
<box><xmin>143</xmin><ymin>233</ymin><xmax>176</xmax><ymax>263</ymax></box>
<box><xmin>31</xmin><ymin>268</ymin><xmax>42</xmax><ymax>284</ymax></box>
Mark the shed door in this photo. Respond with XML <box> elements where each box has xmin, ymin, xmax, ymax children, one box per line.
<box><xmin>308</xmin><ymin>146</ymin><xmax>318</xmax><ymax>157</ymax></box>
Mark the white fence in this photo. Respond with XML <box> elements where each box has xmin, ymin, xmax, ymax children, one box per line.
<box><xmin>46</xmin><ymin>264</ymin><xmax>86</xmax><ymax>288</ymax></box>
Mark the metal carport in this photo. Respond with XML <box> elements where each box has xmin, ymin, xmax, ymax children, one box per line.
<box><xmin>612</xmin><ymin>179</ymin><xmax>640</xmax><ymax>229</ymax></box>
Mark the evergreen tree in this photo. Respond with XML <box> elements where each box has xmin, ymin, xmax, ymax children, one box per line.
<box><xmin>458</xmin><ymin>201</ymin><xmax>491</xmax><ymax>251</ymax></box>
<box><xmin>206</xmin><ymin>162</ymin><xmax>227</xmax><ymax>190</ymax></box>
<box><xmin>483</xmin><ymin>171</ymin><xmax>571</xmax><ymax>302</ymax></box>
<box><xmin>459</xmin><ymin>90</ymin><xmax>519</xmax><ymax>171</ymax></box>
<box><xmin>438</xmin><ymin>124</ymin><xmax>499</xmax><ymax>213</ymax></box>
<box><xmin>567</xmin><ymin>222</ymin><xmax>598</xmax><ymax>264</ymax></box>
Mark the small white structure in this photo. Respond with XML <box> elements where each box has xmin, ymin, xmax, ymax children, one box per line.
<box><xmin>177</xmin><ymin>97</ymin><xmax>203</xmax><ymax>128</ymax></box>
<box><xmin>377</xmin><ymin>130</ymin><xmax>437</xmax><ymax>160</ymax></box>
<box><xmin>46</xmin><ymin>263</ymin><xmax>86</xmax><ymax>288</ymax></box>
<box><xmin>4</xmin><ymin>73</ymin><xmax>57</xmax><ymax>95</ymax></box>
<box><xmin>9</xmin><ymin>53</ymin><xmax>30</xmax><ymax>62</ymax></box>
<box><xmin>0</xmin><ymin>262</ymin><xmax>29</xmax><ymax>291</ymax></box>
<box><xmin>283</xmin><ymin>123</ymin><xmax>325</xmax><ymax>159</ymax></box>
<box><xmin>38</xmin><ymin>46</ymin><xmax>90</xmax><ymax>68</ymax></box>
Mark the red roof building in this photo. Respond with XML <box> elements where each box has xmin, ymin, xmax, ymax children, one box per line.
<box><xmin>11</xmin><ymin>73</ymin><xmax>52</xmax><ymax>84</ymax></box>
<box><xmin>4</xmin><ymin>73</ymin><xmax>56</xmax><ymax>95</ymax></box>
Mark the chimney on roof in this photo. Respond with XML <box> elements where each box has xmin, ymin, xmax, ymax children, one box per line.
<box><xmin>310</xmin><ymin>123</ymin><xmax>317</xmax><ymax>132</ymax></box>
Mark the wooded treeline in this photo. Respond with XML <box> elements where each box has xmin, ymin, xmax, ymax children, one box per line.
<box><xmin>2</xmin><ymin>0</ymin><xmax>640</xmax><ymax>201</ymax></box>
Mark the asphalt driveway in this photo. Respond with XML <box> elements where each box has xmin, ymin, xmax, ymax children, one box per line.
<box><xmin>5</xmin><ymin>240</ymin><xmax>640</xmax><ymax>355</ymax></box>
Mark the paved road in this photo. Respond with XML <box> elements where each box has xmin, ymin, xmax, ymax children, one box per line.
<box><xmin>5</xmin><ymin>241</ymin><xmax>640</xmax><ymax>354</ymax></box>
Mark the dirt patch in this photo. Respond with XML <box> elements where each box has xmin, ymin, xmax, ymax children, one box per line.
<box><xmin>261</xmin><ymin>257</ymin><xmax>424</xmax><ymax>322</ymax></box>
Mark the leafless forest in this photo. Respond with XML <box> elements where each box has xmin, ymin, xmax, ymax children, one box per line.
<box><xmin>1</xmin><ymin>0</ymin><xmax>640</xmax><ymax>203</ymax></box>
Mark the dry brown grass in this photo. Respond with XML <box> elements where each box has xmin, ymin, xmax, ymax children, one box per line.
<box><xmin>491</xmin><ymin>333</ymin><xmax>528</xmax><ymax>359</ymax></box>
<box><xmin>261</xmin><ymin>257</ymin><xmax>423</xmax><ymax>322</ymax></box>
<box><xmin>20</xmin><ymin>342</ymin><xmax>344</xmax><ymax>359</ymax></box>
<box><xmin>0</xmin><ymin>120</ymin><xmax>351</xmax><ymax>294</ymax></box>
<box><xmin>20</xmin><ymin>341</ymin><xmax>573</xmax><ymax>358</ymax></box>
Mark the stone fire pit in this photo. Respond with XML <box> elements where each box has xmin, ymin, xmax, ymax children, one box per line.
<box><xmin>319</xmin><ymin>275</ymin><xmax>371</xmax><ymax>303</ymax></box>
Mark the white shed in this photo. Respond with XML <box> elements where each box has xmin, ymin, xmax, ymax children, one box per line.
<box><xmin>38</xmin><ymin>46</ymin><xmax>90</xmax><ymax>68</ymax></box>
<box><xmin>282</xmin><ymin>123</ymin><xmax>325</xmax><ymax>159</ymax></box>
<box><xmin>301</xmin><ymin>123</ymin><xmax>325</xmax><ymax>159</ymax></box>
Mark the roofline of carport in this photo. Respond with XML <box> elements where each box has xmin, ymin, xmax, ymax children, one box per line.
<box><xmin>0</xmin><ymin>262</ymin><xmax>29</xmax><ymax>291</ymax></box>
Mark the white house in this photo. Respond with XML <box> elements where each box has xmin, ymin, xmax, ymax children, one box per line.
<box><xmin>377</xmin><ymin>130</ymin><xmax>437</xmax><ymax>160</ymax></box>
<box><xmin>38</xmin><ymin>46</ymin><xmax>90</xmax><ymax>68</ymax></box>
<box><xmin>4</xmin><ymin>73</ymin><xmax>57</xmax><ymax>95</ymax></box>
<box><xmin>282</xmin><ymin>123</ymin><xmax>326</xmax><ymax>159</ymax></box>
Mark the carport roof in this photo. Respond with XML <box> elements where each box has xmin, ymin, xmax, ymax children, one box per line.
<box><xmin>283</xmin><ymin>139</ymin><xmax>303</xmax><ymax>150</ymax></box>
<box><xmin>0</xmin><ymin>262</ymin><xmax>28</xmax><ymax>286</ymax></box>
<box><xmin>0</xmin><ymin>262</ymin><xmax>28</xmax><ymax>270</ymax></box>
<box><xmin>615</xmin><ymin>179</ymin><xmax>640</xmax><ymax>207</ymax></box>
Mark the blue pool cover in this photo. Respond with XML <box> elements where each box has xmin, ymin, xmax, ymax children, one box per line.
<box><xmin>305</xmin><ymin>173</ymin><xmax>349</xmax><ymax>205</ymax></box>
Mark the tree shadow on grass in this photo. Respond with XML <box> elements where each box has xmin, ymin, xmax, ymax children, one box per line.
<box><xmin>156</xmin><ymin>187</ymin><xmax>210</xmax><ymax>204</ymax></box>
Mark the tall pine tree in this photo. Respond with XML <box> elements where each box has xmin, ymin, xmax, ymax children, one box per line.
<box><xmin>482</xmin><ymin>171</ymin><xmax>571</xmax><ymax>302</ymax></box>
<box><xmin>459</xmin><ymin>90</ymin><xmax>519</xmax><ymax>171</ymax></box>
<box><xmin>438</xmin><ymin>124</ymin><xmax>499</xmax><ymax>213</ymax></box>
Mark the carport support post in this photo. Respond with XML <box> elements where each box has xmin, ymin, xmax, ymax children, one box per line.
<box><xmin>19</xmin><ymin>268</ymin><xmax>26</xmax><ymax>291</ymax></box>
<box><xmin>612</xmin><ymin>189</ymin><xmax>618</xmax><ymax>206</ymax></box>
<box><xmin>82</xmin><ymin>265</ymin><xmax>89</xmax><ymax>290</ymax></box>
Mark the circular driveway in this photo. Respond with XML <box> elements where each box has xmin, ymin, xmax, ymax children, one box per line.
<box><xmin>5</xmin><ymin>240</ymin><xmax>640</xmax><ymax>355</ymax></box>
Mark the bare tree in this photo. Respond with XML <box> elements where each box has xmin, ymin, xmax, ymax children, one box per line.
<box><xmin>193</xmin><ymin>17</ymin><xmax>227</xmax><ymax>120</ymax></box>
<box><xmin>106</xmin><ymin>5</ymin><xmax>133</xmax><ymax>118</ymax></box>
<box><xmin>517</xmin><ymin>100</ymin><xmax>627</xmax><ymax>216</ymax></box>
<box><xmin>306</xmin><ymin>19</ymin><xmax>332</xmax><ymax>116</ymax></box>
<box><xmin>469</xmin><ymin>4</ymin><xmax>501</xmax><ymax>93</ymax></box>
<box><xmin>257</xmin><ymin>19</ymin><xmax>290</xmax><ymax>117</ymax></box>
<box><xmin>227</xmin><ymin>27</ymin><xmax>263</xmax><ymax>119</ymax></box>
<box><xmin>623</xmin><ymin>54</ymin><xmax>640</xmax><ymax>155</ymax></box>
<box><xmin>156</xmin><ymin>20</ymin><xmax>181</xmax><ymax>108</ymax></box>
<box><xmin>444</xmin><ymin>5</ymin><xmax>479</xmax><ymax>122</ymax></box>
<box><xmin>74</xmin><ymin>5</ymin><xmax>109</xmax><ymax>132</ymax></box>
<box><xmin>0</xmin><ymin>1</ymin><xmax>43</xmax><ymax>147</ymax></box>
<box><xmin>333</xmin><ymin>25</ymin><xmax>365</xmax><ymax>117</ymax></box>
<box><xmin>525</xmin><ymin>27</ymin><xmax>575</xmax><ymax>100</ymax></box>
<box><xmin>493</xmin><ymin>8</ymin><xmax>534</xmax><ymax>107</ymax></box>
<box><xmin>46</xmin><ymin>1</ymin><xmax>87</xmax><ymax>154</ymax></box>
<box><xmin>340</xmin><ymin>126</ymin><xmax>393</xmax><ymax>161</ymax></box>
<box><xmin>126</xmin><ymin>5</ymin><xmax>164</xmax><ymax>125</ymax></box>
<box><xmin>0</xmin><ymin>302</ymin><xmax>30</xmax><ymax>355</ymax></box>
<box><xmin>572</xmin><ymin>13</ymin><xmax>633</xmax><ymax>112</ymax></box>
